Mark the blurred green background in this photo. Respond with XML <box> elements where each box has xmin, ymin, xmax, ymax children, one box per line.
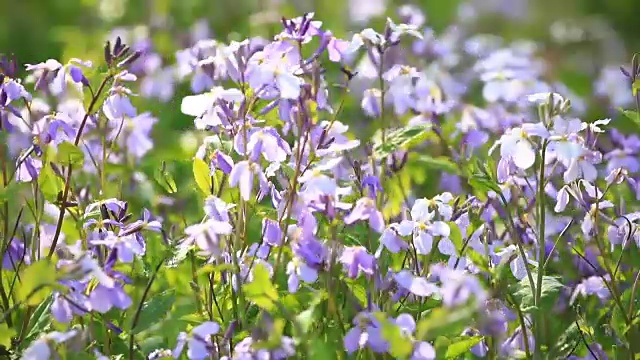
<box><xmin>2</xmin><ymin>0</ymin><xmax>639</xmax><ymax>69</ymax></box>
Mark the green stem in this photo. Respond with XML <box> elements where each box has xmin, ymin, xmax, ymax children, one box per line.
<box><xmin>47</xmin><ymin>74</ymin><xmax>112</xmax><ymax>259</ymax></box>
<box><xmin>534</xmin><ymin>140</ymin><xmax>548</xmax><ymax>355</ymax></box>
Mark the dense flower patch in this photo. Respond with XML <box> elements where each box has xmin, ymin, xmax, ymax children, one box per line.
<box><xmin>1</xmin><ymin>4</ymin><xmax>640</xmax><ymax>360</ymax></box>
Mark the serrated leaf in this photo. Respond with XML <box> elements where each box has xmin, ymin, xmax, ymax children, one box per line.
<box><xmin>56</xmin><ymin>141</ymin><xmax>85</xmax><ymax>167</ymax></box>
<box><xmin>511</xmin><ymin>273</ymin><xmax>564</xmax><ymax>314</ymax></box>
<box><xmin>193</xmin><ymin>158</ymin><xmax>212</xmax><ymax>195</ymax></box>
<box><xmin>417</xmin><ymin>155</ymin><xmax>460</xmax><ymax>174</ymax></box>
<box><xmin>132</xmin><ymin>289</ymin><xmax>176</xmax><ymax>334</ymax></box>
<box><xmin>38</xmin><ymin>163</ymin><xmax>63</xmax><ymax>202</ymax></box>
<box><xmin>17</xmin><ymin>260</ymin><xmax>57</xmax><ymax>306</ymax></box>
<box><xmin>372</xmin><ymin>124</ymin><xmax>431</xmax><ymax>160</ymax></box>
<box><xmin>445</xmin><ymin>336</ymin><xmax>482</xmax><ymax>358</ymax></box>
<box><xmin>242</xmin><ymin>263</ymin><xmax>278</xmax><ymax>312</ymax></box>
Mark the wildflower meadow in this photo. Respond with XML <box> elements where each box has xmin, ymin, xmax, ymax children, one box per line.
<box><xmin>2</xmin><ymin>0</ymin><xmax>640</xmax><ymax>359</ymax></box>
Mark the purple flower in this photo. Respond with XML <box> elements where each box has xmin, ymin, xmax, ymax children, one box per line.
<box><xmin>344</xmin><ymin>197</ymin><xmax>385</xmax><ymax>233</ymax></box>
<box><xmin>246</xmin><ymin>42</ymin><xmax>303</xmax><ymax>99</ymax></box>
<box><xmin>394</xmin><ymin>270</ymin><xmax>439</xmax><ymax>297</ymax></box>
<box><xmin>344</xmin><ymin>312</ymin><xmax>388</xmax><ymax>354</ymax></box>
<box><xmin>569</xmin><ymin>276</ymin><xmax>610</xmax><ymax>304</ymax></box>
<box><xmin>432</xmin><ymin>265</ymin><xmax>488</xmax><ymax>307</ymax></box>
<box><xmin>183</xmin><ymin>219</ymin><xmax>233</xmax><ymax>258</ymax></box>
<box><xmin>228</xmin><ymin>160</ymin><xmax>269</xmax><ymax>201</ymax></box>
<box><xmin>51</xmin><ymin>286</ymin><xmax>89</xmax><ymax>323</ymax></box>
<box><xmin>396</xmin><ymin>198</ymin><xmax>451</xmax><ymax>255</ymax></box>
<box><xmin>204</xmin><ymin>196</ymin><xmax>234</xmax><ymax>222</ymax></box>
<box><xmin>15</xmin><ymin>157</ymin><xmax>42</xmax><ymax>183</ymax></box>
<box><xmin>394</xmin><ymin>314</ymin><xmax>436</xmax><ymax>360</ymax></box>
<box><xmin>22</xmin><ymin>329</ymin><xmax>78</xmax><ymax>360</ymax></box>
<box><xmin>262</xmin><ymin>218</ymin><xmax>282</xmax><ymax>246</ymax></box>
<box><xmin>103</xmin><ymin>87</ymin><xmax>137</xmax><ymax>120</ymax></box>
<box><xmin>91</xmin><ymin>232</ymin><xmax>144</xmax><ymax>263</ymax></box>
<box><xmin>379</xmin><ymin>225</ymin><xmax>410</xmax><ymax>254</ymax></box>
<box><xmin>244</xmin><ymin>127</ymin><xmax>292</xmax><ymax>162</ymax></box>
<box><xmin>173</xmin><ymin>322</ymin><xmax>220</xmax><ymax>360</ymax></box>
<box><xmin>339</xmin><ymin>246</ymin><xmax>376</xmax><ymax>279</ymax></box>
<box><xmin>362</xmin><ymin>89</ymin><xmax>382</xmax><ymax>118</ymax></box>
<box><xmin>2</xmin><ymin>239</ymin><xmax>30</xmax><ymax>270</ymax></box>
<box><xmin>286</xmin><ymin>257</ymin><xmax>318</xmax><ymax>293</ymax></box>
<box><xmin>88</xmin><ymin>283</ymin><xmax>132</xmax><ymax>313</ymax></box>
<box><xmin>384</xmin><ymin>65</ymin><xmax>419</xmax><ymax>115</ymax></box>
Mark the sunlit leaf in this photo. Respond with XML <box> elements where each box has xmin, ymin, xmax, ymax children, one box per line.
<box><xmin>17</xmin><ymin>260</ymin><xmax>57</xmax><ymax>306</ymax></box>
<box><xmin>445</xmin><ymin>336</ymin><xmax>482</xmax><ymax>358</ymax></box>
<box><xmin>242</xmin><ymin>263</ymin><xmax>278</xmax><ymax>312</ymax></box>
<box><xmin>56</xmin><ymin>141</ymin><xmax>85</xmax><ymax>167</ymax></box>
<box><xmin>38</xmin><ymin>163</ymin><xmax>63</xmax><ymax>202</ymax></box>
<box><xmin>193</xmin><ymin>157</ymin><xmax>212</xmax><ymax>196</ymax></box>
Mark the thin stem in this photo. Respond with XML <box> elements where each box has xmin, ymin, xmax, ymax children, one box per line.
<box><xmin>47</xmin><ymin>75</ymin><xmax>112</xmax><ymax>259</ymax></box>
<box><xmin>129</xmin><ymin>258</ymin><xmax>165</xmax><ymax>360</ymax></box>
<box><xmin>534</xmin><ymin>141</ymin><xmax>548</xmax><ymax>355</ymax></box>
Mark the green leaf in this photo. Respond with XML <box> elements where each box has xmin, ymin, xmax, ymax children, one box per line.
<box><xmin>132</xmin><ymin>289</ymin><xmax>176</xmax><ymax>334</ymax></box>
<box><xmin>0</xmin><ymin>323</ymin><xmax>16</xmax><ymax>349</ymax></box>
<box><xmin>633</xmin><ymin>80</ymin><xmax>640</xmax><ymax>97</ymax></box>
<box><xmin>416</xmin><ymin>155</ymin><xmax>460</xmax><ymax>175</ymax></box>
<box><xmin>295</xmin><ymin>291</ymin><xmax>327</xmax><ymax>335</ymax></box>
<box><xmin>16</xmin><ymin>260</ymin><xmax>57</xmax><ymax>306</ymax></box>
<box><xmin>417</xmin><ymin>305</ymin><xmax>477</xmax><ymax>340</ymax></box>
<box><xmin>154</xmin><ymin>164</ymin><xmax>178</xmax><ymax>194</ymax></box>
<box><xmin>24</xmin><ymin>295</ymin><xmax>54</xmax><ymax>343</ymax></box>
<box><xmin>242</xmin><ymin>263</ymin><xmax>278</xmax><ymax>312</ymax></box>
<box><xmin>620</xmin><ymin>108</ymin><xmax>640</xmax><ymax>130</ymax></box>
<box><xmin>445</xmin><ymin>336</ymin><xmax>482</xmax><ymax>358</ymax></box>
<box><xmin>56</xmin><ymin>141</ymin><xmax>85</xmax><ymax>167</ymax></box>
<box><xmin>38</xmin><ymin>163</ymin><xmax>63</xmax><ymax>202</ymax></box>
<box><xmin>377</xmin><ymin>313</ymin><xmax>413</xmax><ymax>359</ymax></box>
<box><xmin>447</xmin><ymin>222</ymin><xmax>463</xmax><ymax>251</ymax></box>
<box><xmin>193</xmin><ymin>158</ymin><xmax>212</xmax><ymax>195</ymax></box>
<box><xmin>371</xmin><ymin>124</ymin><xmax>431</xmax><ymax>160</ymax></box>
<box><xmin>511</xmin><ymin>273</ymin><xmax>564</xmax><ymax>314</ymax></box>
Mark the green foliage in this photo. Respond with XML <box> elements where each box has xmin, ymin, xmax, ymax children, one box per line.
<box><xmin>0</xmin><ymin>323</ymin><xmax>16</xmax><ymax>348</ymax></box>
<box><xmin>444</xmin><ymin>336</ymin><xmax>483</xmax><ymax>358</ymax></box>
<box><xmin>56</xmin><ymin>141</ymin><xmax>85</xmax><ymax>167</ymax></box>
<box><xmin>38</xmin><ymin>162</ymin><xmax>64</xmax><ymax>202</ymax></box>
<box><xmin>242</xmin><ymin>263</ymin><xmax>278</xmax><ymax>312</ymax></box>
<box><xmin>371</xmin><ymin>124</ymin><xmax>431</xmax><ymax>160</ymax></box>
<box><xmin>512</xmin><ymin>273</ymin><xmax>564</xmax><ymax>314</ymax></box>
<box><xmin>193</xmin><ymin>157</ymin><xmax>212</xmax><ymax>196</ymax></box>
<box><xmin>131</xmin><ymin>289</ymin><xmax>176</xmax><ymax>334</ymax></box>
<box><xmin>417</xmin><ymin>305</ymin><xmax>477</xmax><ymax>341</ymax></box>
<box><xmin>16</xmin><ymin>260</ymin><xmax>57</xmax><ymax>306</ymax></box>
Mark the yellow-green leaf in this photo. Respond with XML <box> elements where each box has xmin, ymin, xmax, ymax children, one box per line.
<box><xmin>56</xmin><ymin>141</ymin><xmax>85</xmax><ymax>167</ymax></box>
<box><xmin>242</xmin><ymin>263</ymin><xmax>278</xmax><ymax>312</ymax></box>
<box><xmin>0</xmin><ymin>323</ymin><xmax>16</xmax><ymax>348</ymax></box>
<box><xmin>193</xmin><ymin>158</ymin><xmax>212</xmax><ymax>196</ymax></box>
<box><xmin>38</xmin><ymin>163</ymin><xmax>63</xmax><ymax>202</ymax></box>
<box><xmin>17</xmin><ymin>260</ymin><xmax>57</xmax><ymax>306</ymax></box>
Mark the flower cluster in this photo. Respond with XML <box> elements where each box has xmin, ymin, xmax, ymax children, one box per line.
<box><xmin>2</xmin><ymin>2</ymin><xmax>640</xmax><ymax>360</ymax></box>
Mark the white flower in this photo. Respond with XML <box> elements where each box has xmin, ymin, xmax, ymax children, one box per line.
<box><xmin>180</xmin><ymin>86</ymin><xmax>244</xmax><ymax>117</ymax></box>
